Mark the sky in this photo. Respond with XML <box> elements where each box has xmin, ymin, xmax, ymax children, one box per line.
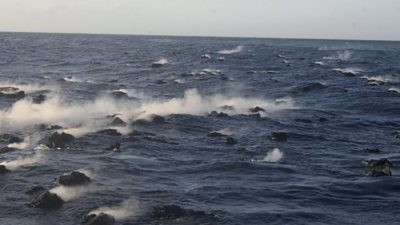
<box><xmin>0</xmin><ymin>0</ymin><xmax>399</xmax><ymax>41</ymax></box>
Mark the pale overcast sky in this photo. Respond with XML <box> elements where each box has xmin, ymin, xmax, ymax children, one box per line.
<box><xmin>0</xmin><ymin>0</ymin><xmax>399</xmax><ymax>40</ymax></box>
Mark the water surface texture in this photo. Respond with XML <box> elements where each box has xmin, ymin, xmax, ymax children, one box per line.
<box><xmin>0</xmin><ymin>33</ymin><xmax>400</xmax><ymax>225</ymax></box>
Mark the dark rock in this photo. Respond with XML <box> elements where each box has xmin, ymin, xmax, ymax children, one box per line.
<box><xmin>46</xmin><ymin>132</ymin><xmax>75</xmax><ymax>148</ymax></box>
<box><xmin>108</xmin><ymin>143</ymin><xmax>121</xmax><ymax>152</ymax></box>
<box><xmin>207</xmin><ymin>132</ymin><xmax>227</xmax><ymax>138</ymax></box>
<box><xmin>0</xmin><ymin>165</ymin><xmax>10</xmax><ymax>174</ymax></box>
<box><xmin>151</xmin><ymin>205</ymin><xmax>187</xmax><ymax>220</ymax></box>
<box><xmin>226</xmin><ymin>137</ymin><xmax>238</xmax><ymax>145</ymax></box>
<box><xmin>0</xmin><ymin>90</ymin><xmax>25</xmax><ymax>99</ymax></box>
<box><xmin>32</xmin><ymin>94</ymin><xmax>47</xmax><ymax>104</ymax></box>
<box><xmin>0</xmin><ymin>86</ymin><xmax>19</xmax><ymax>92</ymax></box>
<box><xmin>97</xmin><ymin>129</ymin><xmax>122</xmax><ymax>136</ymax></box>
<box><xmin>249</xmin><ymin>106</ymin><xmax>265</xmax><ymax>113</ymax></box>
<box><xmin>363</xmin><ymin>158</ymin><xmax>393</xmax><ymax>177</ymax></box>
<box><xmin>82</xmin><ymin>213</ymin><xmax>115</xmax><ymax>225</ymax></box>
<box><xmin>110</xmin><ymin>91</ymin><xmax>129</xmax><ymax>99</ymax></box>
<box><xmin>55</xmin><ymin>171</ymin><xmax>91</xmax><ymax>186</ymax></box>
<box><xmin>0</xmin><ymin>133</ymin><xmax>22</xmax><ymax>143</ymax></box>
<box><xmin>110</xmin><ymin>117</ymin><xmax>127</xmax><ymax>127</ymax></box>
<box><xmin>151</xmin><ymin>114</ymin><xmax>166</xmax><ymax>123</ymax></box>
<box><xmin>25</xmin><ymin>185</ymin><xmax>46</xmax><ymax>195</ymax></box>
<box><xmin>392</xmin><ymin>131</ymin><xmax>400</xmax><ymax>139</ymax></box>
<box><xmin>155</xmin><ymin>80</ymin><xmax>166</xmax><ymax>84</ymax></box>
<box><xmin>0</xmin><ymin>146</ymin><xmax>17</xmax><ymax>154</ymax></box>
<box><xmin>269</xmin><ymin>132</ymin><xmax>288</xmax><ymax>142</ymax></box>
<box><xmin>208</xmin><ymin>111</ymin><xmax>229</xmax><ymax>117</ymax></box>
<box><xmin>29</xmin><ymin>191</ymin><xmax>64</xmax><ymax>209</ymax></box>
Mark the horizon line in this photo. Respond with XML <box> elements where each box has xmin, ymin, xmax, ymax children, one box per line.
<box><xmin>1</xmin><ymin>30</ymin><xmax>399</xmax><ymax>42</ymax></box>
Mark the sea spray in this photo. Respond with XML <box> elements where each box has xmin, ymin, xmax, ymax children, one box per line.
<box><xmin>90</xmin><ymin>198</ymin><xmax>141</xmax><ymax>221</ymax></box>
<box><xmin>0</xmin><ymin>152</ymin><xmax>42</xmax><ymax>170</ymax></box>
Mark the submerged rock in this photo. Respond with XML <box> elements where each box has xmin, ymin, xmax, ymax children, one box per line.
<box><xmin>97</xmin><ymin>129</ymin><xmax>122</xmax><ymax>136</ymax></box>
<box><xmin>363</xmin><ymin>158</ymin><xmax>393</xmax><ymax>177</ymax></box>
<box><xmin>32</xmin><ymin>94</ymin><xmax>47</xmax><ymax>104</ymax></box>
<box><xmin>55</xmin><ymin>171</ymin><xmax>91</xmax><ymax>186</ymax></box>
<box><xmin>0</xmin><ymin>165</ymin><xmax>10</xmax><ymax>174</ymax></box>
<box><xmin>269</xmin><ymin>132</ymin><xmax>288</xmax><ymax>142</ymax></box>
<box><xmin>25</xmin><ymin>185</ymin><xmax>46</xmax><ymax>195</ymax></box>
<box><xmin>82</xmin><ymin>213</ymin><xmax>115</xmax><ymax>225</ymax></box>
<box><xmin>0</xmin><ymin>146</ymin><xmax>17</xmax><ymax>154</ymax></box>
<box><xmin>46</xmin><ymin>132</ymin><xmax>75</xmax><ymax>148</ymax></box>
<box><xmin>365</xmin><ymin>148</ymin><xmax>382</xmax><ymax>154</ymax></box>
<box><xmin>109</xmin><ymin>90</ymin><xmax>129</xmax><ymax>99</ymax></box>
<box><xmin>207</xmin><ymin>132</ymin><xmax>227</xmax><ymax>138</ymax></box>
<box><xmin>152</xmin><ymin>205</ymin><xmax>213</xmax><ymax>220</ymax></box>
<box><xmin>294</xmin><ymin>82</ymin><xmax>326</xmax><ymax>92</ymax></box>
<box><xmin>226</xmin><ymin>137</ymin><xmax>238</xmax><ymax>145</ymax></box>
<box><xmin>29</xmin><ymin>191</ymin><xmax>64</xmax><ymax>209</ymax></box>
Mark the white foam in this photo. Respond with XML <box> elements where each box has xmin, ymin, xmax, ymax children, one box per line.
<box><xmin>262</xmin><ymin>148</ymin><xmax>283</xmax><ymax>162</ymax></box>
<box><xmin>1</xmin><ymin>152</ymin><xmax>42</xmax><ymax>170</ymax></box>
<box><xmin>361</xmin><ymin>75</ymin><xmax>397</xmax><ymax>83</ymax></box>
<box><xmin>152</xmin><ymin>58</ymin><xmax>168</xmax><ymax>65</ymax></box>
<box><xmin>388</xmin><ymin>87</ymin><xmax>400</xmax><ymax>93</ymax></box>
<box><xmin>90</xmin><ymin>198</ymin><xmax>141</xmax><ymax>221</ymax></box>
<box><xmin>49</xmin><ymin>185</ymin><xmax>92</xmax><ymax>201</ymax></box>
<box><xmin>63</xmin><ymin>76</ymin><xmax>94</xmax><ymax>83</ymax></box>
<box><xmin>7</xmin><ymin>133</ymin><xmax>42</xmax><ymax>150</ymax></box>
<box><xmin>218</xmin><ymin>45</ymin><xmax>243</xmax><ymax>54</ymax></box>
<box><xmin>0</xmin><ymin>89</ymin><xmax>295</xmax><ymax>136</ymax></box>
<box><xmin>332</xmin><ymin>67</ymin><xmax>363</xmax><ymax>75</ymax></box>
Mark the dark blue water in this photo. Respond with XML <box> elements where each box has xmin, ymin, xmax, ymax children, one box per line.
<box><xmin>0</xmin><ymin>32</ymin><xmax>400</xmax><ymax>225</ymax></box>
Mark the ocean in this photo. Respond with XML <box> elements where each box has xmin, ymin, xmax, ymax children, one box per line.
<box><xmin>0</xmin><ymin>32</ymin><xmax>399</xmax><ymax>225</ymax></box>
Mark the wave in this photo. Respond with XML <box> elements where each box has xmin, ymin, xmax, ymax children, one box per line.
<box><xmin>218</xmin><ymin>45</ymin><xmax>243</xmax><ymax>54</ymax></box>
<box><xmin>63</xmin><ymin>76</ymin><xmax>94</xmax><ymax>83</ymax></box>
<box><xmin>332</xmin><ymin>67</ymin><xmax>363</xmax><ymax>76</ymax></box>
<box><xmin>0</xmin><ymin>89</ymin><xmax>295</xmax><ymax>137</ymax></box>
<box><xmin>0</xmin><ymin>82</ymin><xmax>59</xmax><ymax>94</ymax></box>
<box><xmin>361</xmin><ymin>75</ymin><xmax>398</xmax><ymax>84</ymax></box>
<box><xmin>152</xmin><ymin>58</ymin><xmax>168</xmax><ymax>67</ymax></box>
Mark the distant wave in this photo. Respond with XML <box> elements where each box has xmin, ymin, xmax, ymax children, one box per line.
<box><xmin>218</xmin><ymin>45</ymin><xmax>243</xmax><ymax>54</ymax></box>
<box><xmin>332</xmin><ymin>67</ymin><xmax>363</xmax><ymax>75</ymax></box>
<box><xmin>323</xmin><ymin>50</ymin><xmax>352</xmax><ymax>61</ymax></box>
<box><xmin>361</xmin><ymin>75</ymin><xmax>398</xmax><ymax>84</ymax></box>
<box><xmin>63</xmin><ymin>76</ymin><xmax>94</xmax><ymax>83</ymax></box>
